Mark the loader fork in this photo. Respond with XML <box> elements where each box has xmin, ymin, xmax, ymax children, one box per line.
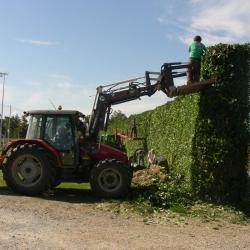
<box><xmin>88</xmin><ymin>62</ymin><xmax>216</xmax><ymax>139</ymax></box>
<box><xmin>157</xmin><ymin>62</ymin><xmax>216</xmax><ymax>97</ymax></box>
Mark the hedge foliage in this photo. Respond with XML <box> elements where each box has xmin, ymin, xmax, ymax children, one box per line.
<box><xmin>191</xmin><ymin>44</ymin><xmax>250</xmax><ymax>203</ymax></box>
<box><xmin>108</xmin><ymin>94</ymin><xmax>201</xmax><ymax>189</ymax></box>
<box><xmin>108</xmin><ymin>110</ymin><xmax>152</xmax><ymax>158</ymax></box>
<box><xmin>107</xmin><ymin>44</ymin><xmax>250</xmax><ymax>206</ymax></box>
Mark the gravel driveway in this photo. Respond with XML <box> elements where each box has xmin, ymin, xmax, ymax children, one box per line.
<box><xmin>0</xmin><ymin>188</ymin><xmax>249</xmax><ymax>250</ymax></box>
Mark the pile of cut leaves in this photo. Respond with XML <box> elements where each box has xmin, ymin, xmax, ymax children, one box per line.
<box><xmin>130</xmin><ymin>165</ymin><xmax>193</xmax><ymax>209</ymax></box>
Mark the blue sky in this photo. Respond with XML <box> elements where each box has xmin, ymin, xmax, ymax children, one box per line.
<box><xmin>0</xmin><ymin>0</ymin><xmax>249</xmax><ymax>117</ymax></box>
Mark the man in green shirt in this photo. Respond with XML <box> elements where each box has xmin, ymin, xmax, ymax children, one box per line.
<box><xmin>187</xmin><ymin>35</ymin><xmax>206</xmax><ymax>84</ymax></box>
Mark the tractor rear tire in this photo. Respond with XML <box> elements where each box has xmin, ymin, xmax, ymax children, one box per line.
<box><xmin>90</xmin><ymin>159</ymin><xmax>132</xmax><ymax>198</ymax></box>
<box><xmin>3</xmin><ymin>144</ymin><xmax>52</xmax><ymax>196</ymax></box>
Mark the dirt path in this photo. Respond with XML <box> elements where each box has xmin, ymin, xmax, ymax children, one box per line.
<box><xmin>0</xmin><ymin>188</ymin><xmax>249</xmax><ymax>250</ymax></box>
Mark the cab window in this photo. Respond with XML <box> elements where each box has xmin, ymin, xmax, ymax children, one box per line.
<box><xmin>44</xmin><ymin>116</ymin><xmax>74</xmax><ymax>151</ymax></box>
<box><xmin>26</xmin><ymin>115</ymin><xmax>42</xmax><ymax>139</ymax></box>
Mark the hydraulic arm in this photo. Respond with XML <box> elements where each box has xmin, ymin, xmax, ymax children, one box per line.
<box><xmin>88</xmin><ymin>62</ymin><xmax>214</xmax><ymax>140</ymax></box>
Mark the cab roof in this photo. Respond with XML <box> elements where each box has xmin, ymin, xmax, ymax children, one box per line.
<box><xmin>24</xmin><ymin>110</ymin><xmax>85</xmax><ymax>116</ymax></box>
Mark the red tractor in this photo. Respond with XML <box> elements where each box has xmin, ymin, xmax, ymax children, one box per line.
<box><xmin>0</xmin><ymin>63</ymin><xmax>214</xmax><ymax>197</ymax></box>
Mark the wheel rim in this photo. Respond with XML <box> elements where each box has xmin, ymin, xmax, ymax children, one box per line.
<box><xmin>98</xmin><ymin>168</ymin><xmax>122</xmax><ymax>193</ymax></box>
<box><xmin>11</xmin><ymin>154</ymin><xmax>43</xmax><ymax>187</ymax></box>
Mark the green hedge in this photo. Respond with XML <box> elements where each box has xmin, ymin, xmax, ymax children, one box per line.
<box><xmin>147</xmin><ymin>94</ymin><xmax>200</xmax><ymax>181</ymax></box>
<box><xmin>124</xmin><ymin>138</ymin><xmax>146</xmax><ymax>160</ymax></box>
<box><xmin>107</xmin><ymin>44</ymin><xmax>250</xmax><ymax>206</ymax></box>
<box><xmin>191</xmin><ymin>44</ymin><xmax>250</xmax><ymax>203</ymax></box>
<box><xmin>109</xmin><ymin>94</ymin><xmax>201</xmax><ymax>188</ymax></box>
<box><xmin>108</xmin><ymin>110</ymin><xmax>152</xmax><ymax>160</ymax></box>
<box><xmin>108</xmin><ymin>110</ymin><xmax>153</xmax><ymax>139</ymax></box>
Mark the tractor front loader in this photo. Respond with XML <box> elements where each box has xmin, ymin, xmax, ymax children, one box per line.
<box><xmin>0</xmin><ymin>62</ymin><xmax>215</xmax><ymax>198</ymax></box>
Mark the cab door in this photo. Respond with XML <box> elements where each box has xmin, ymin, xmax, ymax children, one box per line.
<box><xmin>44</xmin><ymin>116</ymin><xmax>75</xmax><ymax>167</ymax></box>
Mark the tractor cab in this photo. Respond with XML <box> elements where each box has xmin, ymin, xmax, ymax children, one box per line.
<box><xmin>25</xmin><ymin>110</ymin><xmax>87</xmax><ymax>167</ymax></box>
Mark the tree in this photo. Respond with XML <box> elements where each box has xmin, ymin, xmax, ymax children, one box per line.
<box><xmin>110</xmin><ymin>110</ymin><xmax>127</xmax><ymax>123</ymax></box>
<box><xmin>10</xmin><ymin>115</ymin><xmax>21</xmax><ymax>138</ymax></box>
<box><xmin>19</xmin><ymin>115</ymin><xmax>28</xmax><ymax>138</ymax></box>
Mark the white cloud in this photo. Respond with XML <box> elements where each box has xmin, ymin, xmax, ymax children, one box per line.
<box><xmin>189</xmin><ymin>0</ymin><xmax>250</xmax><ymax>44</ymax></box>
<box><xmin>0</xmin><ymin>71</ymin><xmax>187</xmax><ymax>118</ymax></box>
<box><xmin>157</xmin><ymin>16</ymin><xmax>165</xmax><ymax>24</ymax></box>
<box><xmin>26</xmin><ymin>81</ymin><xmax>42</xmax><ymax>87</ymax></box>
<box><xmin>16</xmin><ymin>39</ymin><xmax>59</xmax><ymax>46</ymax></box>
<box><xmin>180</xmin><ymin>33</ymin><xmax>235</xmax><ymax>46</ymax></box>
<box><xmin>114</xmin><ymin>91</ymin><xmax>170</xmax><ymax>116</ymax></box>
<box><xmin>1</xmin><ymin>76</ymin><xmax>95</xmax><ymax>118</ymax></box>
<box><xmin>47</xmin><ymin>74</ymin><xmax>74</xmax><ymax>89</ymax></box>
<box><xmin>158</xmin><ymin>0</ymin><xmax>250</xmax><ymax>45</ymax></box>
<box><xmin>49</xmin><ymin>74</ymin><xmax>73</xmax><ymax>82</ymax></box>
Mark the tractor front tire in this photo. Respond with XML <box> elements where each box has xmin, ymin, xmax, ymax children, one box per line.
<box><xmin>90</xmin><ymin>159</ymin><xmax>132</xmax><ymax>198</ymax></box>
<box><xmin>3</xmin><ymin>144</ymin><xmax>52</xmax><ymax>196</ymax></box>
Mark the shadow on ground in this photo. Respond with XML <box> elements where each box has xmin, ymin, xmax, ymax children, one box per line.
<box><xmin>0</xmin><ymin>183</ymin><xmax>152</xmax><ymax>205</ymax></box>
<box><xmin>0</xmin><ymin>183</ymin><xmax>249</xmax><ymax>218</ymax></box>
<box><xmin>0</xmin><ymin>185</ymin><xmax>102</xmax><ymax>204</ymax></box>
<box><xmin>45</xmin><ymin>188</ymin><xmax>102</xmax><ymax>204</ymax></box>
<box><xmin>0</xmin><ymin>186</ymin><xmax>15</xmax><ymax>196</ymax></box>
<box><xmin>47</xmin><ymin>185</ymin><xmax>154</xmax><ymax>204</ymax></box>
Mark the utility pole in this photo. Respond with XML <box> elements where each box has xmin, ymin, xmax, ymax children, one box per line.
<box><xmin>7</xmin><ymin>104</ymin><xmax>11</xmax><ymax>143</ymax></box>
<box><xmin>0</xmin><ymin>72</ymin><xmax>8</xmax><ymax>148</ymax></box>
